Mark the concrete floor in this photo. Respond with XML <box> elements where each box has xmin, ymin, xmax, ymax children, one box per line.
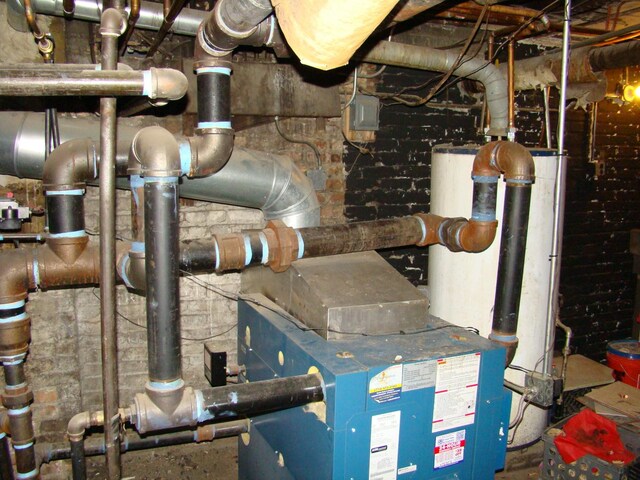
<box><xmin>84</xmin><ymin>436</ymin><xmax>544</xmax><ymax>479</ymax></box>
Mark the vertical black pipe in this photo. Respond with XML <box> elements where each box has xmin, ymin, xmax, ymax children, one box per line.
<box><xmin>490</xmin><ymin>184</ymin><xmax>532</xmax><ymax>360</ymax></box>
<box><xmin>70</xmin><ymin>438</ymin><xmax>87</xmax><ymax>480</ymax></box>
<box><xmin>196</xmin><ymin>69</ymin><xmax>231</xmax><ymax>127</ymax></box>
<box><xmin>0</xmin><ymin>433</ymin><xmax>14</xmax><ymax>480</ymax></box>
<box><xmin>98</xmin><ymin>8</ymin><xmax>123</xmax><ymax>479</ymax></box>
<box><xmin>144</xmin><ymin>178</ymin><xmax>181</xmax><ymax>383</ymax></box>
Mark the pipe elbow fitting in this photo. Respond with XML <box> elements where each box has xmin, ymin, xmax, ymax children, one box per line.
<box><xmin>472</xmin><ymin>141</ymin><xmax>535</xmax><ymax>183</ymax></box>
<box><xmin>67</xmin><ymin>410</ymin><xmax>103</xmax><ymax>441</ymax></box>
<box><xmin>128</xmin><ymin>126</ymin><xmax>182</xmax><ymax>177</ymax></box>
<box><xmin>42</xmin><ymin>138</ymin><xmax>97</xmax><ymax>190</ymax></box>
<box><xmin>0</xmin><ymin>249</ymin><xmax>33</xmax><ymax>304</ymax></box>
<box><xmin>458</xmin><ymin>220</ymin><xmax>498</xmax><ymax>253</ymax></box>
<box><xmin>148</xmin><ymin>68</ymin><xmax>189</xmax><ymax>101</ymax></box>
<box><xmin>99</xmin><ymin>8</ymin><xmax>125</xmax><ymax>37</ymax></box>
<box><xmin>187</xmin><ymin>128</ymin><xmax>234</xmax><ymax>177</ymax></box>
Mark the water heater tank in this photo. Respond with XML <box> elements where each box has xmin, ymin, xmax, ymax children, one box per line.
<box><xmin>428</xmin><ymin>144</ymin><xmax>558</xmax><ymax>447</ymax></box>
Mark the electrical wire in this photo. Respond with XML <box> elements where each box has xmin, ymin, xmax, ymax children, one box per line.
<box><xmin>342</xmin><ymin>68</ymin><xmax>359</xmax><ymax>112</ymax></box>
<box><xmin>274</xmin><ymin>116</ymin><xmax>322</xmax><ymax>169</ymax></box>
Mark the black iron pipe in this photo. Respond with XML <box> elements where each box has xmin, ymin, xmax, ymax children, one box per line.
<box><xmin>201</xmin><ymin>373</ymin><xmax>324</xmax><ymax>418</ymax></box>
<box><xmin>300</xmin><ymin>217</ymin><xmax>424</xmax><ymax>257</ymax></box>
<box><xmin>70</xmin><ymin>438</ymin><xmax>86</xmax><ymax>480</ymax></box>
<box><xmin>490</xmin><ymin>184</ymin><xmax>532</xmax><ymax>365</ymax></box>
<box><xmin>144</xmin><ymin>179</ymin><xmax>181</xmax><ymax>384</ymax></box>
<box><xmin>40</xmin><ymin>420</ymin><xmax>249</xmax><ymax>463</ymax></box>
<box><xmin>196</xmin><ymin>70</ymin><xmax>231</xmax><ymax>126</ymax></box>
<box><xmin>46</xmin><ymin>194</ymin><xmax>84</xmax><ymax>235</ymax></box>
<box><xmin>0</xmin><ymin>433</ymin><xmax>14</xmax><ymax>480</ymax></box>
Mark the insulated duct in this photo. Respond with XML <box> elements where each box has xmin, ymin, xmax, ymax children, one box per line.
<box><xmin>271</xmin><ymin>0</ymin><xmax>400</xmax><ymax>70</ymax></box>
<box><xmin>362</xmin><ymin>41</ymin><xmax>508</xmax><ymax>137</ymax></box>
<box><xmin>0</xmin><ymin>112</ymin><xmax>319</xmax><ymax>228</ymax></box>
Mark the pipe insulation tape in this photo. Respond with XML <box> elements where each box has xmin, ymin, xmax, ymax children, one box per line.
<box><xmin>48</xmin><ymin>230</ymin><xmax>86</xmax><ymax>238</ymax></box>
<box><xmin>414</xmin><ymin>216</ymin><xmax>427</xmax><ymax>245</ymax></box>
<box><xmin>197</xmin><ymin>121</ymin><xmax>232</xmax><ymax>129</ymax></box>
<box><xmin>147</xmin><ymin>379</ymin><xmax>184</xmax><ymax>391</ymax></box>
<box><xmin>13</xmin><ymin>468</ymin><xmax>38</xmax><ymax>480</ymax></box>
<box><xmin>179</xmin><ymin>140</ymin><xmax>192</xmax><ymax>176</ymax></box>
<box><xmin>213</xmin><ymin>238</ymin><xmax>220</xmax><ymax>270</ymax></box>
<box><xmin>142</xmin><ymin>70</ymin><xmax>152</xmax><ymax>97</ymax></box>
<box><xmin>45</xmin><ymin>189</ymin><xmax>85</xmax><ymax>196</ymax></box>
<box><xmin>243</xmin><ymin>235</ymin><xmax>252</xmax><ymax>267</ymax></box>
<box><xmin>295</xmin><ymin>230</ymin><xmax>304</xmax><ymax>259</ymax></box>
<box><xmin>258</xmin><ymin>232</ymin><xmax>269</xmax><ymax>265</ymax></box>
<box><xmin>195</xmin><ymin>67</ymin><xmax>231</xmax><ymax>76</ymax></box>
<box><xmin>8</xmin><ymin>406</ymin><xmax>30</xmax><ymax>416</ymax></box>
<box><xmin>0</xmin><ymin>312</ymin><xmax>28</xmax><ymax>324</ymax></box>
<box><xmin>0</xmin><ymin>300</ymin><xmax>26</xmax><ymax>310</ymax></box>
<box><xmin>16</xmin><ymin>469</ymin><xmax>39</xmax><ymax>480</ymax></box>
<box><xmin>489</xmin><ymin>333</ymin><xmax>518</xmax><ymax>343</ymax></box>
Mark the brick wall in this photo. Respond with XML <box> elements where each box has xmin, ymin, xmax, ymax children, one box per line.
<box><xmin>344</xmin><ymin>61</ymin><xmax>640</xmax><ymax>361</ymax></box>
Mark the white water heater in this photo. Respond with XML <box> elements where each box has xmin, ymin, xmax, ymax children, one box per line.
<box><xmin>428</xmin><ymin>144</ymin><xmax>558</xmax><ymax>447</ymax></box>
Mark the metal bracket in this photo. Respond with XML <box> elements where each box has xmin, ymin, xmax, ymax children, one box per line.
<box><xmin>524</xmin><ymin>371</ymin><xmax>554</xmax><ymax>407</ymax></box>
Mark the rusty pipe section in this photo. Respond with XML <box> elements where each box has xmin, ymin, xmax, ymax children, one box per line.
<box><xmin>0</xmin><ymin>67</ymin><xmax>188</xmax><ymax>100</ymax></box>
<box><xmin>362</xmin><ymin>41</ymin><xmax>508</xmax><ymax>136</ymax></box>
<box><xmin>0</xmin><ymin>239</ymin><xmax>103</xmax><ymax>480</ymax></box>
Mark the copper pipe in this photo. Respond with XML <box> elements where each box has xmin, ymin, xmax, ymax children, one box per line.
<box><xmin>485</xmin><ymin>33</ymin><xmax>495</xmax><ymax>132</ymax></box>
<box><xmin>23</xmin><ymin>0</ymin><xmax>44</xmax><ymax>39</ymax></box>
<box><xmin>507</xmin><ymin>40</ymin><xmax>515</xmax><ymax>135</ymax></box>
<box><xmin>163</xmin><ymin>0</ymin><xmax>170</xmax><ymax>17</ymax></box>
<box><xmin>435</xmin><ymin>2</ymin><xmax>550</xmax><ymax>29</ymax></box>
<box><xmin>145</xmin><ymin>0</ymin><xmax>190</xmax><ymax>57</ymax></box>
<box><xmin>119</xmin><ymin>0</ymin><xmax>141</xmax><ymax>55</ymax></box>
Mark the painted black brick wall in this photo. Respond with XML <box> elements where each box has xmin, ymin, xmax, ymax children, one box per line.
<box><xmin>344</xmin><ymin>65</ymin><xmax>640</xmax><ymax>361</ymax></box>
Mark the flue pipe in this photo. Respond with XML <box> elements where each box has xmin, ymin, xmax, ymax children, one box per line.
<box><xmin>362</xmin><ymin>41</ymin><xmax>508</xmax><ymax>137</ymax></box>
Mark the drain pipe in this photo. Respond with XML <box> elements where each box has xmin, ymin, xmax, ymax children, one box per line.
<box><xmin>362</xmin><ymin>41</ymin><xmax>508</xmax><ymax>137</ymax></box>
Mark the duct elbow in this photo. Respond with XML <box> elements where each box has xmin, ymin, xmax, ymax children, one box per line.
<box><xmin>186</xmin><ymin>128</ymin><xmax>234</xmax><ymax>177</ymax></box>
<box><xmin>472</xmin><ymin>141</ymin><xmax>535</xmax><ymax>183</ymax></box>
<box><xmin>42</xmin><ymin>139</ymin><xmax>97</xmax><ymax>190</ymax></box>
<box><xmin>129</xmin><ymin>126</ymin><xmax>181</xmax><ymax>177</ymax></box>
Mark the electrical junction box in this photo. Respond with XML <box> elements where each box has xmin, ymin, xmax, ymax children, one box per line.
<box><xmin>237</xmin><ymin>253</ymin><xmax>510</xmax><ymax>480</ymax></box>
<box><xmin>349</xmin><ymin>94</ymin><xmax>380</xmax><ymax>131</ymax></box>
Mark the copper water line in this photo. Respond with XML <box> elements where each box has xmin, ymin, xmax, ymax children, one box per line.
<box><xmin>508</xmin><ymin>39</ymin><xmax>515</xmax><ymax>137</ymax></box>
<box><xmin>119</xmin><ymin>0</ymin><xmax>141</xmax><ymax>55</ymax></box>
<box><xmin>146</xmin><ymin>0</ymin><xmax>190</xmax><ymax>57</ymax></box>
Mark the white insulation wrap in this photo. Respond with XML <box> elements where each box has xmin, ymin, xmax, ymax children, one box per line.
<box><xmin>428</xmin><ymin>145</ymin><xmax>558</xmax><ymax>447</ymax></box>
<box><xmin>271</xmin><ymin>0</ymin><xmax>399</xmax><ymax>70</ymax></box>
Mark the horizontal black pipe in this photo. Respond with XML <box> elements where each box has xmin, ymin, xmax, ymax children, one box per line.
<box><xmin>300</xmin><ymin>217</ymin><xmax>423</xmax><ymax>257</ymax></box>
<box><xmin>0</xmin><ymin>71</ymin><xmax>144</xmax><ymax>97</ymax></box>
<box><xmin>40</xmin><ymin>421</ymin><xmax>249</xmax><ymax>463</ymax></box>
<box><xmin>201</xmin><ymin>373</ymin><xmax>323</xmax><ymax>418</ymax></box>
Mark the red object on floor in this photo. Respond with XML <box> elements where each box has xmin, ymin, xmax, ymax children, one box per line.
<box><xmin>554</xmin><ymin>409</ymin><xmax>636</xmax><ymax>465</ymax></box>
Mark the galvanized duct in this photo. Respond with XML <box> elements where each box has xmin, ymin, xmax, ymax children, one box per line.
<box><xmin>0</xmin><ymin>112</ymin><xmax>320</xmax><ymax>228</ymax></box>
